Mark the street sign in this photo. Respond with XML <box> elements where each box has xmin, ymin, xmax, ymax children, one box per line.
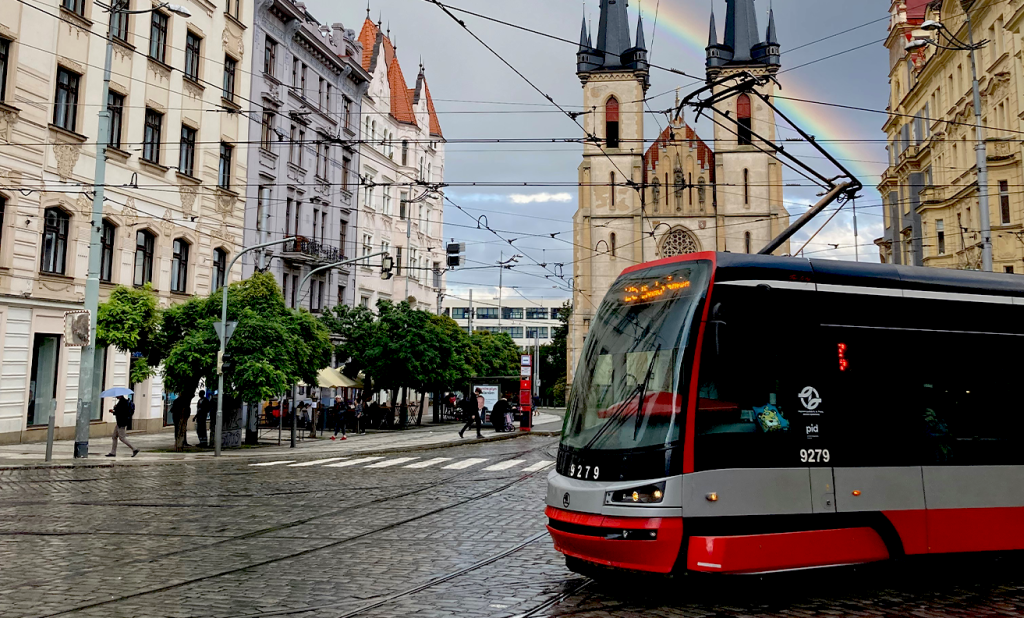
<box><xmin>64</xmin><ymin>310</ymin><xmax>90</xmax><ymax>347</ymax></box>
<box><xmin>521</xmin><ymin>354</ymin><xmax>532</xmax><ymax>366</ymax></box>
<box><xmin>213</xmin><ymin>321</ymin><xmax>238</xmax><ymax>342</ymax></box>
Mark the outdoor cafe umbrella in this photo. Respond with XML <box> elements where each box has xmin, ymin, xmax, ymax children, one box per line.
<box><xmin>99</xmin><ymin>387</ymin><xmax>134</xmax><ymax>398</ymax></box>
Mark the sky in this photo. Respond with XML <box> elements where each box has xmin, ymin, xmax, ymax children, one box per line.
<box><xmin>308</xmin><ymin>0</ymin><xmax>893</xmax><ymax>303</ymax></box>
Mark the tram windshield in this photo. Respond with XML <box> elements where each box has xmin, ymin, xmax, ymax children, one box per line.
<box><xmin>562</xmin><ymin>261</ymin><xmax>709</xmax><ymax>451</ymax></box>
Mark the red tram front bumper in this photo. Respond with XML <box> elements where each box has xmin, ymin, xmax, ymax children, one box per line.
<box><xmin>545</xmin><ymin>506</ymin><xmax>684</xmax><ymax>573</ymax></box>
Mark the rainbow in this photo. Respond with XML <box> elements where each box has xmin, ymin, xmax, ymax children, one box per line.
<box><xmin>634</xmin><ymin>2</ymin><xmax>885</xmax><ymax>185</ymax></box>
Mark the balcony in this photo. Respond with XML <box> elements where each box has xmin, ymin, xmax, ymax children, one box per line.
<box><xmin>280</xmin><ymin>236</ymin><xmax>345</xmax><ymax>265</ymax></box>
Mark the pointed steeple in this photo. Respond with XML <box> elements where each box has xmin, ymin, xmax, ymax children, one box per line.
<box><xmin>596</xmin><ymin>0</ymin><xmax>631</xmax><ymax>63</ymax></box>
<box><xmin>766</xmin><ymin>7</ymin><xmax>778</xmax><ymax>45</ymax></box>
<box><xmin>579</xmin><ymin>15</ymin><xmax>589</xmax><ymax>52</ymax></box>
<box><xmin>635</xmin><ymin>12</ymin><xmax>646</xmax><ymax>51</ymax></box>
<box><xmin>724</xmin><ymin>0</ymin><xmax>760</xmax><ymax>62</ymax></box>
<box><xmin>708</xmin><ymin>9</ymin><xmax>718</xmax><ymax>48</ymax></box>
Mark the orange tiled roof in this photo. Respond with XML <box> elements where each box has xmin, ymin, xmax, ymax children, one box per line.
<box><xmin>643</xmin><ymin>122</ymin><xmax>714</xmax><ymax>183</ymax></box>
<box><xmin>421</xmin><ymin>77</ymin><xmax>444</xmax><ymax>138</ymax></box>
<box><xmin>357</xmin><ymin>18</ymin><xmax>419</xmax><ymax>128</ymax></box>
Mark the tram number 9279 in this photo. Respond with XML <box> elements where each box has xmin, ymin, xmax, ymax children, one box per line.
<box><xmin>568</xmin><ymin>464</ymin><xmax>600</xmax><ymax>480</ymax></box>
<box><xmin>800</xmin><ymin>449</ymin><xmax>830</xmax><ymax>463</ymax></box>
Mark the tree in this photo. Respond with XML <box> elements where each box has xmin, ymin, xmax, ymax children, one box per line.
<box><xmin>543</xmin><ymin>300</ymin><xmax>572</xmax><ymax>406</ymax></box>
<box><xmin>469</xmin><ymin>330</ymin><xmax>520</xmax><ymax>377</ymax></box>
<box><xmin>159</xmin><ymin>272</ymin><xmax>332</xmax><ymax>448</ymax></box>
<box><xmin>96</xmin><ymin>284</ymin><xmax>160</xmax><ymax>385</ymax></box>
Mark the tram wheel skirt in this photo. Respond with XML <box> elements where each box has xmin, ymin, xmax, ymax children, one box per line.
<box><xmin>686</xmin><ymin>527</ymin><xmax>890</xmax><ymax>574</ymax></box>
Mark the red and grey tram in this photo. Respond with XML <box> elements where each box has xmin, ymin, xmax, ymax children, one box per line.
<box><xmin>547</xmin><ymin>251</ymin><xmax>1024</xmax><ymax>575</ymax></box>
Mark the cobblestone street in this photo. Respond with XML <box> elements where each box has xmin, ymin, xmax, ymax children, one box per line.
<box><xmin>2</xmin><ymin>434</ymin><xmax>1024</xmax><ymax>618</ymax></box>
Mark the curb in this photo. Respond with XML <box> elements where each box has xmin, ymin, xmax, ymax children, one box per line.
<box><xmin>0</xmin><ymin>425</ymin><xmax>562</xmax><ymax>470</ymax></box>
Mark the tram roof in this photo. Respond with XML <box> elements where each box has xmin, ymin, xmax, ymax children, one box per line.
<box><xmin>625</xmin><ymin>252</ymin><xmax>1024</xmax><ymax>298</ymax></box>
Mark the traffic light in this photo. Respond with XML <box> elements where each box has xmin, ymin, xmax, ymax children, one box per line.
<box><xmin>447</xmin><ymin>242</ymin><xmax>466</xmax><ymax>268</ymax></box>
<box><xmin>381</xmin><ymin>255</ymin><xmax>394</xmax><ymax>280</ymax></box>
<box><xmin>218</xmin><ymin>351</ymin><xmax>234</xmax><ymax>374</ymax></box>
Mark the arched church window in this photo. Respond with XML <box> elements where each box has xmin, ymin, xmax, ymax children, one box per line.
<box><xmin>745</xmin><ymin>231</ymin><xmax>752</xmax><ymax>254</ymax></box>
<box><xmin>606</xmin><ymin>97</ymin><xmax>620</xmax><ymax>148</ymax></box>
<box><xmin>661</xmin><ymin>228</ymin><xmax>700</xmax><ymax>257</ymax></box>
<box><xmin>664</xmin><ymin>173</ymin><xmax>669</xmax><ymax>206</ymax></box>
<box><xmin>610</xmin><ymin>172</ymin><xmax>616</xmax><ymax>206</ymax></box>
<box><xmin>688</xmin><ymin>172</ymin><xmax>693</xmax><ymax>207</ymax></box>
<box><xmin>652</xmin><ymin>179</ymin><xmax>661</xmax><ymax>212</ymax></box>
<box><xmin>610</xmin><ymin>233</ymin><xmax>617</xmax><ymax>257</ymax></box>
<box><xmin>737</xmin><ymin>94</ymin><xmax>752</xmax><ymax>146</ymax></box>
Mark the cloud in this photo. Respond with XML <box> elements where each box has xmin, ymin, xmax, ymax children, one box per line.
<box><xmin>509</xmin><ymin>193</ymin><xmax>573</xmax><ymax>204</ymax></box>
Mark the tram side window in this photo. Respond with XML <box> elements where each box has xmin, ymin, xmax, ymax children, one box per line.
<box><xmin>693</xmin><ymin>284</ymin><xmax>820</xmax><ymax>471</ymax></box>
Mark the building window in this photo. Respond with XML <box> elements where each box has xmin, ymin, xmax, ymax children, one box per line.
<box><xmin>297</xmin><ymin>128</ymin><xmax>305</xmax><ymax>167</ymax></box>
<box><xmin>526</xmin><ymin>327</ymin><xmax>549</xmax><ymax>339</ymax></box>
<box><xmin>743</xmin><ymin>168</ymin><xmax>750</xmax><ymax>205</ymax></box>
<box><xmin>1005</xmin><ymin>266</ymin><xmax>1015</xmax><ymax>274</ymax></box>
<box><xmin>285</xmin><ymin>198</ymin><xmax>293</xmax><ymax>236</ymax></box>
<box><xmin>134</xmin><ymin>230</ymin><xmax>155</xmax><ymax>286</ymax></box>
<box><xmin>149</xmin><ymin>12</ymin><xmax>168</xmax><ymax>63</ymax></box>
<box><xmin>326</xmin><ymin>84</ymin><xmax>332</xmax><ymax>113</ymax></box>
<box><xmin>452</xmin><ymin>307</ymin><xmax>470</xmax><ymax>320</ymax></box>
<box><xmin>737</xmin><ymin>93</ymin><xmax>752</xmax><ymax>146</ymax></box>
<box><xmin>526</xmin><ymin>307</ymin><xmax>549</xmax><ymax>319</ymax></box>
<box><xmin>1000</xmin><ymin>180</ymin><xmax>1011</xmax><ymax>224</ymax></box>
<box><xmin>53</xmin><ymin>67</ymin><xmax>80</xmax><ymax>132</ymax></box>
<box><xmin>300</xmin><ymin>64</ymin><xmax>307</xmax><ymax>96</ymax></box>
<box><xmin>343</xmin><ymin>97</ymin><xmax>352</xmax><ymax>129</ymax></box>
<box><xmin>312</xmin><ymin>209</ymin><xmax>319</xmax><ymax>242</ymax></box>
<box><xmin>342</xmin><ymin>157</ymin><xmax>351</xmax><ymax>191</ymax></box>
<box><xmin>318</xmin><ymin>77</ymin><xmax>325</xmax><ymax>108</ymax></box>
<box><xmin>107</xmin><ymin>92</ymin><xmax>125</xmax><ymax>150</ymax></box>
<box><xmin>226</xmin><ymin>0</ymin><xmax>239</xmax><ymax>20</ymax></box>
<box><xmin>218</xmin><ymin>143</ymin><xmax>232</xmax><ymax>189</ymax></box>
<box><xmin>40</xmin><ymin>207</ymin><xmax>69</xmax><ymax>275</ymax></box>
<box><xmin>339</xmin><ymin>220</ymin><xmax>348</xmax><ymax>257</ymax></box>
<box><xmin>109</xmin><ymin>8</ymin><xmax>129</xmax><ymax>43</ymax></box>
<box><xmin>61</xmin><ymin>0</ymin><xmax>84</xmax><ymax>17</ymax></box>
<box><xmin>27</xmin><ymin>334</ymin><xmax>61</xmax><ymax>427</ymax></box>
<box><xmin>315</xmin><ymin>139</ymin><xmax>327</xmax><ymax>178</ymax></box>
<box><xmin>395</xmin><ymin>246</ymin><xmax>403</xmax><ymax>276</ymax></box>
<box><xmin>337</xmin><ymin>285</ymin><xmax>346</xmax><ymax>306</ymax></box>
<box><xmin>212</xmin><ymin>248</ymin><xmax>227</xmax><ymax>290</ymax></box>
<box><xmin>402</xmin><ymin>140</ymin><xmax>409</xmax><ymax>166</ymax></box>
<box><xmin>100</xmin><ymin>219</ymin><xmax>115</xmax><ymax>283</ymax></box>
<box><xmin>179</xmin><ymin>125</ymin><xmax>196</xmax><ymax>176</ymax></box>
<box><xmin>184</xmin><ymin>32</ymin><xmax>202</xmax><ymax>81</ymax></box>
<box><xmin>610</xmin><ymin>172</ymin><xmax>616</xmax><ymax>206</ymax></box>
<box><xmin>223</xmin><ymin>56</ymin><xmax>237</xmax><ymax>102</ymax></box>
<box><xmin>170</xmin><ymin>238</ymin><xmax>189</xmax><ymax>293</ymax></box>
<box><xmin>936</xmin><ymin>219</ymin><xmax>946</xmax><ymax>255</ymax></box>
<box><xmin>610</xmin><ymin>232</ymin><xmax>616</xmax><ymax>256</ymax></box>
<box><xmin>477</xmin><ymin>308</ymin><xmax>499</xmax><ymax>320</ymax></box>
<box><xmin>745</xmin><ymin>231</ymin><xmax>752</xmax><ymax>254</ymax></box>
<box><xmin>142</xmin><ymin>108</ymin><xmax>162</xmax><ymax>164</ymax></box>
<box><xmin>260</xmin><ymin>111</ymin><xmax>274</xmax><ymax>151</ymax></box>
<box><xmin>362</xmin><ymin>234</ymin><xmax>373</xmax><ymax>261</ymax></box>
<box><xmin>292</xmin><ymin>201</ymin><xmax>300</xmax><ymax>236</ymax></box>
<box><xmin>264</xmin><ymin>37</ymin><xmax>276</xmax><ymax>76</ymax></box>
<box><xmin>502</xmin><ymin>307</ymin><xmax>524</xmax><ymax>320</ymax></box>
<box><xmin>605</xmin><ymin>97</ymin><xmax>620</xmax><ymax>148</ymax></box>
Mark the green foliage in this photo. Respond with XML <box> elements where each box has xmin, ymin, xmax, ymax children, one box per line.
<box><xmin>97</xmin><ymin>284</ymin><xmax>160</xmax><ymax>384</ymax></box>
<box><xmin>543</xmin><ymin>300</ymin><xmax>572</xmax><ymax>405</ymax></box>
<box><xmin>469</xmin><ymin>330</ymin><xmax>520</xmax><ymax>377</ymax></box>
<box><xmin>160</xmin><ymin>272</ymin><xmax>332</xmax><ymax>403</ymax></box>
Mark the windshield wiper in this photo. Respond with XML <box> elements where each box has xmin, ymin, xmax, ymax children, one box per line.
<box><xmin>581</xmin><ymin>344</ymin><xmax>662</xmax><ymax>452</ymax></box>
<box><xmin>633</xmin><ymin>345</ymin><xmax>662</xmax><ymax>440</ymax></box>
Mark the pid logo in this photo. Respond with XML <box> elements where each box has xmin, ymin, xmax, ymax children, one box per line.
<box><xmin>806</xmin><ymin>424</ymin><xmax>819</xmax><ymax>435</ymax></box>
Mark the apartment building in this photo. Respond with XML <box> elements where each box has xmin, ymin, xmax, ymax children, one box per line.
<box><xmin>444</xmin><ymin>297</ymin><xmax>566</xmax><ymax>347</ymax></box>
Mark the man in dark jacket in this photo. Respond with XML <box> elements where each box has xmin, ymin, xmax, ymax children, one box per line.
<box><xmin>195</xmin><ymin>390</ymin><xmax>210</xmax><ymax>448</ymax></box>
<box><xmin>107</xmin><ymin>396</ymin><xmax>139</xmax><ymax>457</ymax></box>
<box><xmin>459</xmin><ymin>388</ymin><xmax>484</xmax><ymax>439</ymax></box>
<box><xmin>332</xmin><ymin>396</ymin><xmax>348</xmax><ymax>440</ymax></box>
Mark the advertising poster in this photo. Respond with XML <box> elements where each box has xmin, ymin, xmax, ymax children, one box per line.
<box><xmin>474</xmin><ymin>384</ymin><xmax>499</xmax><ymax>411</ymax></box>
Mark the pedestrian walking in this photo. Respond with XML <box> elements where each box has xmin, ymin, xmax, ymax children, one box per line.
<box><xmin>107</xmin><ymin>396</ymin><xmax>139</xmax><ymax>458</ymax></box>
<box><xmin>332</xmin><ymin>396</ymin><xmax>348</xmax><ymax>440</ymax></box>
<box><xmin>355</xmin><ymin>399</ymin><xmax>366</xmax><ymax>434</ymax></box>
<box><xmin>195</xmin><ymin>389</ymin><xmax>210</xmax><ymax>448</ymax></box>
<box><xmin>459</xmin><ymin>388</ymin><xmax>485</xmax><ymax>439</ymax></box>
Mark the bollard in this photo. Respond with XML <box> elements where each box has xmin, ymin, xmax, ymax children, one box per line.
<box><xmin>45</xmin><ymin>400</ymin><xmax>57</xmax><ymax>461</ymax></box>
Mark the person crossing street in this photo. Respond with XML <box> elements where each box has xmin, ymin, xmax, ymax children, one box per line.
<box><xmin>332</xmin><ymin>396</ymin><xmax>348</xmax><ymax>440</ymax></box>
<box><xmin>459</xmin><ymin>388</ymin><xmax>485</xmax><ymax>439</ymax></box>
<box><xmin>107</xmin><ymin>396</ymin><xmax>139</xmax><ymax>458</ymax></box>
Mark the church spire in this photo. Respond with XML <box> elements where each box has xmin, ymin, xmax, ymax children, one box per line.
<box><xmin>724</xmin><ymin>0</ymin><xmax>760</xmax><ymax>63</ymax></box>
<box><xmin>635</xmin><ymin>11</ymin><xmax>646</xmax><ymax>51</ymax></box>
<box><xmin>766</xmin><ymin>7</ymin><xmax>778</xmax><ymax>45</ymax></box>
<box><xmin>707</xmin><ymin>0</ymin><xmax>780</xmax><ymax>72</ymax></box>
<box><xmin>579</xmin><ymin>15</ymin><xmax>589</xmax><ymax>51</ymax></box>
<box><xmin>595</xmin><ymin>0</ymin><xmax>631</xmax><ymax>63</ymax></box>
<box><xmin>708</xmin><ymin>9</ymin><xmax>717</xmax><ymax>48</ymax></box>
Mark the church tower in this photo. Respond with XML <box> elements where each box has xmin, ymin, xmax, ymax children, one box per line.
<box><xmin>569</xmin><ymin>0</ymin><xmax>649</xmax><ymax>388</ymax></box>
<box><xmin>706</xmin><ymin>0</ymin><xmax>789</xmax><ymax>255</ymax></box>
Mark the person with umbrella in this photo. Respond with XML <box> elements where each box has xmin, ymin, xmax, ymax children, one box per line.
<box><xmin>106</xmin><ymin>394</ymin><xmax>139</xmax><ymax>457</ymax></box>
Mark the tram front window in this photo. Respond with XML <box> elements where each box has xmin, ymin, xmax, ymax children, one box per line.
<box><xmin>562</xmin><ymin>262</ymin><xmax>709</xmax><ymax>451</ymax></box>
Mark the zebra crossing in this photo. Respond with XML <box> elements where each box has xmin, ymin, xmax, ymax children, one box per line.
<box><xmin>249</xmin><ymin>455</ymin><xmax>554</xmax><ymax>474</ymax></box>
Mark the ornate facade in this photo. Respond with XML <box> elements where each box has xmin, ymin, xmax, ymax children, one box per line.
<box><xmin>568</xmin><ymin>0</ymin><xmax>790</xmax><ymax>386</ymax></box>
<box><xmin>242</xmin><ymin>0</ymin><xmax>369</xmax><ymax>312</ymax></box>
<box><xmin>0</xmin><ymin>0</ymin><xmax>251</xmax><ymax>443</ymax></box>
<box><xmin>877</xmin><ymin>0</ymin><xmax>1024</xmax><ymax>272</ymax></box>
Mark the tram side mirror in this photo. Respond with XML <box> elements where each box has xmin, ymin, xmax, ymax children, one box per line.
<box><xmin>708</xmin><ymin>303</ymin><xmax>726</xmax><ymax>357</ymax></box>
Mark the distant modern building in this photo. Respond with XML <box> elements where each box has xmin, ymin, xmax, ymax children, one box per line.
<box><xmin>355</xmin><ymin>17</ymin><xmax>446</xmax><ymax>313</ymax></box>
<box><xmin>444</xmin><ymin>298</ymin><xmax>566</xmax><ymax>347</ymax></box>
<box><xmin>243</xmin><ymin>0</ymin><xmax>369</xmax><ymax>312</ymax></box>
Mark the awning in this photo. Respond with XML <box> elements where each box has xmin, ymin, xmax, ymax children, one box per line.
<box><xmin>316</xmin><ymin>367</ymin><xmax>347</xmax><ymax>388</ymax></box>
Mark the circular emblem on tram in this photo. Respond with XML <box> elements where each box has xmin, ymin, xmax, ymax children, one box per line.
<box><xmin>799</xmin><ymin>386</ymin><xmax>822</xmax><ymax>410</ymax></box>
<box><xmin>562</xmin><ymin>492</ymin><xmax>571</xmax><ymax>508</ymax></box>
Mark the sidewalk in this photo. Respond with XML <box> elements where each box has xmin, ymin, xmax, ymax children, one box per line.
<box><xmin>0</xmin><ymin>409</ymin><xmax>564</xmax><ymax>469</ymax></box>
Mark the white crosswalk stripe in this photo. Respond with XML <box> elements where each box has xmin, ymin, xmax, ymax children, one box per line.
<box><xmin>324</xmin><ymin>457</ymin><xmax>384</xmax><ymax>467</ymax></box>
<box><xmin>404</xmin><ymin>457</ymin><xmax>453</xmax><ymax>468</ymax></box>
<box><xmin>288</xmin><ymin>458</ymin><xmax>347</xmax><ymax>467</ymax></box>
<box><xmin>249</xmin><ymin>461</ymin><xmax>296</xmax><ymax>467</ymax></box>
<box><xmin>365</xmin><ymin>457</ymin><xmax>418</xmax><ymax>468</ymax></box>
<box><xmin>442</xmin><ymin>458</ymin><xmax>489</xmax><ymax>470</ymax></box>
<box><xmin>522</xmin><ymin>460</ymin><xmax>555</xmax><ymax>472</ymax></box>
<box><xmin>483</xmin><ymin>459</ymin><xmax>525</xmax><ymax>471</ymax></box>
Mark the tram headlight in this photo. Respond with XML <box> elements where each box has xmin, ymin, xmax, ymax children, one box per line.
<box><xmin>605</xmin><ymin>482</ymin><xmax>666</xmax><ymax>505</ymax></box>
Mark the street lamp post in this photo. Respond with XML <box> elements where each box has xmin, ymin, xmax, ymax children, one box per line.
<box><xmin>73</xmin><ymin>0</ymin><xmax>191</xmax><ymax>458</ymax></box>
<box><xmin>214</xmin><ymin>237</ymin><xmax>297</xmax><ymax>456</ymax></box>
<box><xmin>909</xmin><ymin>17</ymin><xmax>992</xmax><ymax>271</ymax></box>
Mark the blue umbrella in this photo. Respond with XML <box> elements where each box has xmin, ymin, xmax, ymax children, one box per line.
<box><xmin>99</xmin><ymin>387</ymin><xmax>134</xmax><ymax>398</ymax></box>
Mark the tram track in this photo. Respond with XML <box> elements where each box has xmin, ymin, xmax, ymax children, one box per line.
<box><xmin>9</xmin><ymin>442</ymin><xmax>558</xmax><ymax>617</ymax></box>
